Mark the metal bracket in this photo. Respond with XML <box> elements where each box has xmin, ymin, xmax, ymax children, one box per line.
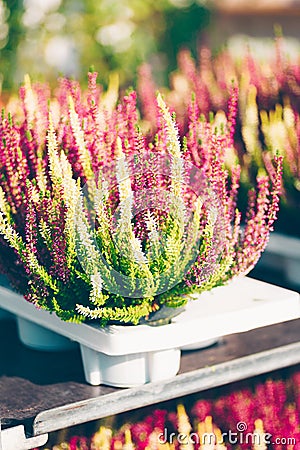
<box><xmin>0</xmin><ymin>425</ymin><xmax>48</xmax><ymax>450</ymax></box>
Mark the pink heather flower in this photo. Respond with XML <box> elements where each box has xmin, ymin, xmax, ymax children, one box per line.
<box><xmin>25</xmin><ymin>185</ymin><xmax>38</xmax><ymax>255</ymax></box>
<box><xmin>280</xmin><ymin>405</ymin><xmax>300</xmax><ymax>450</ymax></box>
<box><xmin>191</xmin><ymin>400</ymin><xmax>212</xmax><ymax>422</ymax></box>
<box><xmin>48</xmin><ymin>192</ymin><xmax>70</xmax><ymax>283</ymax></box>
<box><xmin>137</xmin><ymin>63</ymin><xmax>159</xmax><ymax>132</ymax></box>
<box><xmin>227</xmin><ymin>84</ymin><xmax>238</xmax><ymax>147</ymax></box>
<box><xmin>130</xmin><ymin>421</ymin><xmax>153</xmax><ymax>449</ymax></box>
<box><xmin>254</xmin><ymin>379</ymin><xmax>287</xmax><ymax>441</ymax></box>
<box><xmin>166</xmin><ymin>411</ymin><xmax>178</xmax><ymax>431</ymax></box>
<box><xmin>0</xmin><ymin>117</ymin><xmax>29</xmax><ymax>212</ymax></box>
<box><xmin>118</xmin><ymin>91</ymin><xmax>139</xmax><ymax>155</ymax></box>
<box><xmin>178</xmin><ymin>48</ymin><xmax>211</xmax><ymax>117</ymax></box>
<box><xmin>69</xmin><ymin>436</ymin><xmax>89</xmax><ymax>450</ymax></box>
<box><xmin>152</xmin><ymin>409</ymin><xmax>168</xmax><ymax>431</ymax></box>
<box><xmin>291</xmin><ymin>372</ymin><xmax>300</xmax><ymax>414</ymax></box>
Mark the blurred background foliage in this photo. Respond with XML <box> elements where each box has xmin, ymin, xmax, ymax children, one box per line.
<box><xmin>0</xmin><ymin>0</ymin><xmax>210</xmax><ymax>92</ymax></box>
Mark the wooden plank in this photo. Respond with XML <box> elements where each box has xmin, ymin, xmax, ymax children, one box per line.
<box><xmin>0</xmin><ymin>426</ymin><xmax>48</xmax><ymax>450</ymax></box>
<box><xmin>33</xmin><ymin>341</ymin><xmax>300</xmax><ymax>435</ymax></box>
<box><xmin>1</xmin><ymin>316</ymin><xmax>300</xmax><ymax>434</ymax></box>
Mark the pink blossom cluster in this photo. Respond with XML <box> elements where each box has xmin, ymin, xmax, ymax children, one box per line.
<box><xmin>137</xmin><ymin>36</ymin><xmax>300</xmax><ymax>134</ymax></box>
<box><xmin>138</xmin><ymin>37</ymin><xmax>300</xmax><ymax>237</ymax></box>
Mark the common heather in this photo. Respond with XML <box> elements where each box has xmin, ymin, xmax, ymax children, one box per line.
<box><xmin>0</xmin><ymin>73</ymin><xmax>282</xmax><ymax>325</ymax></box>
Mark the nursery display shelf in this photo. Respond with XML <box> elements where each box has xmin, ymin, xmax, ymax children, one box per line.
<box><xmin>1</xmin><ymin>317</ymin><xmax>300</xmax><ymax>445</ymax></box>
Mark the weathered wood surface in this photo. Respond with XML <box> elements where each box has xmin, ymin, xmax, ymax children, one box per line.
<box><xmin>1</xmin><ymin>316</ymin><xmax>300</xmax><ymax>435</ymax></box>
<box><xmin>34</xmin><ymin>340</ymin><xmax>300</xmax><ymax>435</ymax></box>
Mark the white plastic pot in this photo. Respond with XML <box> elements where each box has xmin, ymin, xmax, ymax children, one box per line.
<box><xmin>0</xmin><ymin>277</ymin><xmax>299</xmax><ymax>387</ymax></box>
<box><xmin>17</xmin><ymin>317</ymin><xmax>77</xmax><ymax>351</ymax></box>
<box><xmin>80</xmin><ymin>345</ymin><xmax>181</xmax><ymax>387</ymax></box>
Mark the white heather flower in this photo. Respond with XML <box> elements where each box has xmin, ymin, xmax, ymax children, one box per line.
<box><xmin>59</xmin><ymin>149</ymin><xmax>73</xmax><ymax>183</ymax></box>
<box><xmin>39</xmin><ymin>219</ymin><xmax>52</xmax><ymax>249</ymax></box>
<box><xmin>68</xmin><ymin>95</ymin><xmax>94</xmax><ymax>180</ymax></box>
<box><xmin>118</xmin><ymin>196</ymin><xmax>133</xmax><ymax>233</ymax></box>
<box><xmin>75</xmin><ymin>304</ymin><xmax>90</xmax><ymax>317</ymax></box>
<box><xmin>146</xmin><ymin>209</ymin><xmax>159</xmax><ymax>243</ymax></box>
<box><xmin>58</xmin><ymin>151</ymin><xmax>82</xmax><ymax>265</ymax></box>
<box><xmin>179</xmin><ymin>196</ymin><xmax>203</xmax><ymax>271</ymax></box>
<box><xmin>253</xmin><ymin>419</ymin><xmax>267</xmax><ymax>450</ymax></box>
<box><xmin>194</xmin><ymin>196</ymin><xmax>203</xmax><ymax>222</ymax></box>
<box><xmin>23</xmin><ymin>74</ymin><xmax>36</xmax><ymax>128</ymax></box>
<box><xmin>0</xmin><ymin>211</ymin><xmax>21</xmax><ymax>249</ymax></box>
<box><xmin>115</xmin><ymin>137</ymin><xmax>149</xmax><ymax>267</ymax></box>
<box><xmin>156</xmin><ymin>93</ymin><xmax>184</xmax><ymax>198</ymax></box>
<box><xmin>47</xmin><ymin>113</ymin><xmax>63</xmax><ymax>183</ymax></box>
<box><xmin>283</xmin><ymin>103</ymin><xmax>295</xmax><ymax>129</ymax></box>
<box><xmin>90</xmin><ymin>272</ymin><xmax>105</xmax><ymax>306</ymax></box>
<box><xmin>91</xmin><ymin>272</ymin><xmax>102</xmax><ymax>290</ymax></box>
<box><xmin>170</xmin><ymin>156</ymin><xmax>185</xmax><ymax>198</ymax></box>
<box><xmin>157</xmin><ymin>93</ymin><xmax>186</xmax><ymax>228</ymax></box>
<box><xmin>94</xmin><ymin>186</ymin><xmax>111</xmax><ymax>234</ymax></box>
<box><xmin>115</xmin><ymin>136</ymin><xmax>133</xmax><ymax>205</ymax></box>
<box><xmin>0</xmin><ymin>186</ymin><xmax>10</xmax><ymax>218</ymax></box>
<box><xmin>145</xmin><ymin>210</ymin><xmax>162</xmax><ymax>270</ymax></box>
<box><xmin>157</xmin><ymin>92</ymin><xmax>181</xmax><ymax>158</ymax></box>
<box><xmin>75</xmin><ymin>198</ymin><xmax>102</xmax><ymax>275</ymax></box>
<box><xmin>101</xmin><ymin>179</ymin><xmax>109</xmax><ymax>201</ymax></box>
<box><xmin>130</xmin><ymin>234</ymin><xmax>148</xmax><ymax>265</ymax></box>
<box><xmin>208</xmin><ymin>206</ymin><xmax>218</xmax><ymax>226</ymax></box>
<box><xmin>177</xmin><ymin>404</ymin><xmax>193</xmax><ymax>450</ymax></box>
<box><xmin>35</xmin><ymin>160</ymin><xmax>48</xmax><ymax>193</ymax></box>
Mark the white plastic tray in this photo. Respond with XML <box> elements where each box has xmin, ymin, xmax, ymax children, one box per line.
<box><xmin>0</xmin><ymin>277</ymin><xmax>299</xmax><ymax>387</ymax></box>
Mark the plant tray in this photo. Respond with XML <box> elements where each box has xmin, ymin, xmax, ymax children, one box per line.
<box><xmin>0</xmin><ymin>277</ymin><xmax>299</xmax><ymax>387</ymax></box>
<box><xmin>258</xmin><ymin>232</ymin><xmax>300</xmax><ymax>286</ymax></box>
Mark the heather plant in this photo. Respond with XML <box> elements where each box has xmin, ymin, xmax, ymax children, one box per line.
<box><xmin>241</xmin><ymin>88</ymin><xmax>300</xmax><ymax>236</ymax></box>
<box><xmin>138</xmin><ymin>36</ymin><xmax>300</xmax><ymax>135</ymax></box>
<box><xmin>0</xmin><ymin>74</ymin><xmax>282</xmax><ymax>325</ymax></box>
<box><xmin>138</xmin><ymin>37</ymin><xmax>300</xmax><ymax>237</ymax></box>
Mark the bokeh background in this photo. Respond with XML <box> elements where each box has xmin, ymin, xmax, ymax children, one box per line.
<box><xmin>1</xmin><ymin>0</ymin><xmax>300</xmax><ymax>93</ymax></box>
<box><xmin>0</xmin><ymin>0</ymin><xmax>211</xmax><ymax>91</ymax></box>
